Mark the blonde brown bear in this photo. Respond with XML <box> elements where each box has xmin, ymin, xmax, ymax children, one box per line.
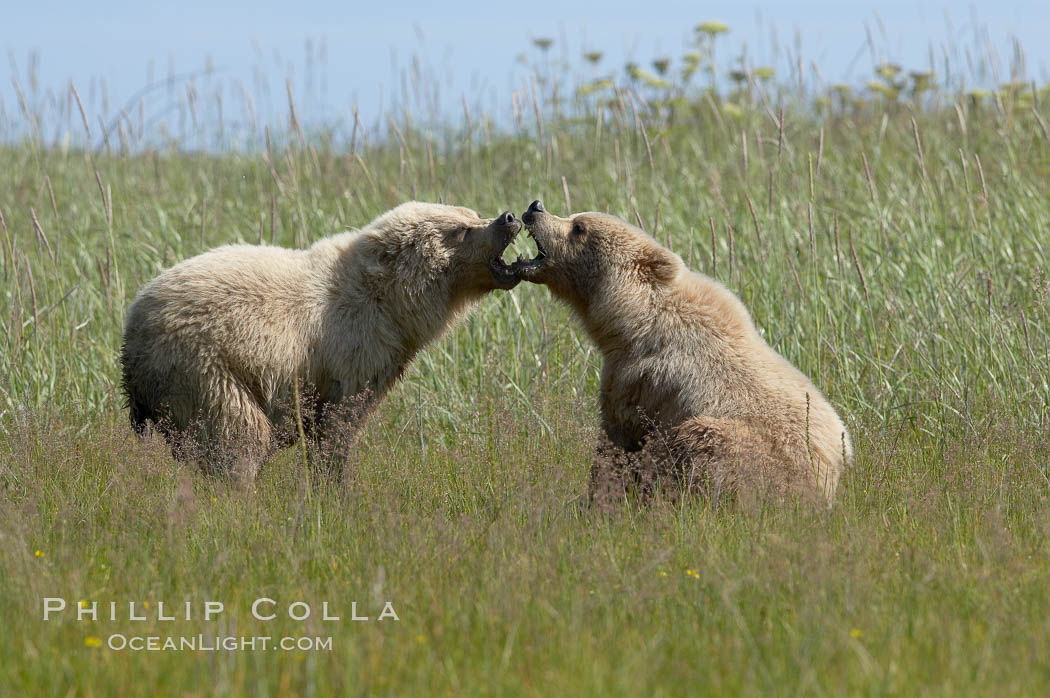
<box><xmin>121</xmin><ymin>202</ymin><xmax>522</xmax><ymax>479</ymax></box>
<box><xmin>513</xmin><ymin>200</ymin><xmax>851</xmax><ymax>504</ymax></box>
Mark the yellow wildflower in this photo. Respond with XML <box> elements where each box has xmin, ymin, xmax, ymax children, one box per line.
<box><xmin>696</xmin><ymin>21</ymin><xmax>729</xmax><ymax>36</ymax></box>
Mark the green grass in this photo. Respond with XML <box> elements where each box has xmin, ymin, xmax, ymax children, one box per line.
<box><xmin>2</xmin><ymin>35</ymin><xmax>1050</xmax><ymax>695</ymax></box>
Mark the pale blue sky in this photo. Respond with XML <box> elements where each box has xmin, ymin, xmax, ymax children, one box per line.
<box><xmin>4</xmin><ymin>1</ymin><xmax>1048</xmax><ymax>145</ymax></box>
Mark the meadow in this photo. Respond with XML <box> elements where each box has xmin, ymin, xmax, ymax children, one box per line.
<box><xmin>2</xmin><ymin>27</ymin><xmax>1050</xmax><ymax>695</ymax></box>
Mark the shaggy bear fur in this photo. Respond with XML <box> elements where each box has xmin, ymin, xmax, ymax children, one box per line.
<box><xmin>514</xmin><ymin>201</ymin><xmax>852</xmax><ymax>504</ymax></box>
<box><xmin>121</xmin><ymin>202</ymin><xmax>522</xmax><ymax>480</ymax></box>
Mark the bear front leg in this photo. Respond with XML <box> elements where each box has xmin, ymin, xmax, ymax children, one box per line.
<box><xmin>588</xmin><ymin>424</ymin><xmax>686</xmax><ymax>507</ymax></box>
<box><xmin>310</xmin><ymin>388</ymin><xmax>378</xmax><ymax>480</ymax></box>
<box><xmin>587</xmin><ymin>432</ymin><xmax>636</xmax><ymax>507</ymax></box>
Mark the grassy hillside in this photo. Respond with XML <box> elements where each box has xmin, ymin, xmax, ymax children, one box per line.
<box><xmin>2</xmin><ymin>34</ymin><xmax>1050</xmax><ymax>695</ymax></box>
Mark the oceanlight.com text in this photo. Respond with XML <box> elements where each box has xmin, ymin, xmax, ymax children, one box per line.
<box><xmin>103</xmin><ymin>634</ymin><xmax>333</xmax><ymax>652</ymax></box>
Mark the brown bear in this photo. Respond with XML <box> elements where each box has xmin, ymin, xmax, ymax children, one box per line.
<box><xmin>512</xmin><ymin>200</ymin><xmax>851</xmax><ymax>504</ymax></box>
<box><xmin>121</xmin><ymin>202</ymin><xmax>523</xmax><ymax>480</ymax></box>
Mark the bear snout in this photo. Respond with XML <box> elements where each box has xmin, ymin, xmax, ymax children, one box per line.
<box><xmin>522</xmin><ymin>200</ymin><xmax>545</xmax><ymax>225</ymax></box>
<box><xmin>493</xmin><ymin>210</ymin><xmax>522</xmax><ymax>243</ymax></box>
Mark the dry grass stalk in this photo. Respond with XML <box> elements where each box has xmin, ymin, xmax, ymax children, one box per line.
<box><xmin>833</xmin><ymin>212</ymin><xmax>842</xmax><ymax>272</ymax></box>
<box><xmin>776</xmin><ymin>106</ymin><xmax>785</xmax><ymax>163</ymax></box>
<box><xmin>630</xmin><ymin>95</ymin><xmax>655</xmax><ymax>170</ymax></box>
<box><xmin>96</xmin><ymin>115</ymin><xmax>110</xmax><ymax>152</ymax></box>
<box><xmin>94</xmin><ymin>170</ymin><xmax>112</xmax><ymax>226</ymax></box>
<box><xmin>350</xmin><ymin>106</ymin><xmax>361</xmax><ymax>155</ymax></box>
<box><xmin>270</xmin><ymin>192</ymin><xmax>276</xmax><ymax>245</ymax></box>
<box><xmin>530</xmin><ymin>77</ymin><xmax>544</xmax><ymax>143</ymax></box>
<box><xmin>1033</xmin><ymin>106</ymin><xmax>1050</xmax><ymax>147</ymax></box>
<box><xmin>911</xmin><ymin>117</ymin><xmax>929</xmax><ymax>182</ymax></box>
<box><xmin>862</xmin><ymin>151</ymin><xmax>877</xmax><ymax>203</ymax></box>
<box><xmin>767</xmin><ymin>166</ymin><xmax>775</xmax><ymax>210</ymax></box>
<box><xmin>709</xmin><ymin>216</ymin><xmax>717</xmax><ymax>275</ymax></box>
<box><xmin>44</xmin><ymin>175</ymin><xmax>59</xmax><ymax>218</ymax></box>
<box><xmin>807</xmin><ymin>203</ymin><xmax>816</xmax><ymax>259</ymax></box>
<box><xmin>286</xmin><ymin>78</ymin><xmax>304</xmax><ymax>146</ymax></box>
<box><xmin>1020</xmin><ymin>308</ymin><xmax>1033</xmax><ymax>357</ymax></box>
<box><xmin>1</xmin><ymin>214</ymin><xmax>11</xmax><ymax>281</ymax></box>
<box><xmin>849</xmin><ymin>224</ymin><xmax>869</xmax><ymax>299</ymax></box>
<box><xmin>461</xmin><ymin>95</ymin><xmax>472</xmax><ymax>136</ymax></box>
<box><xmin>744</xmin><ymin>191</ymin><xmax>763</xmax><ymax>246</ymax></box>
<box><xmin>69</xmin><ymin>81</ymin><xmax>91</xmax><ymax>140</ymax></box>
<box><xmin>23</xmin><ymin>253</ymin><xmax>39</xmax><ymax>330</ymax></box>
<box><xmin>974</xmin><ymin>153</ymin><xmax>989</xmax><ymax>206</ymax></box>
<box><xmin>30</xmin><ymin>208</ymin><xmax>55</xmax><ymax>264</ymax></box>
<box><xmin>787</xmin><ymin>250</ymin><xmax>803</xmax><ymax>294</ymax></box>
<box><xmin>816</xmin><ymin>126</ymin><xmax>824</xmax><ymax>176</ymax></box>
<box><xmin>727</xmin><ymin>222</ymin><xmax>735</xmax><ymax>279</ymax></box>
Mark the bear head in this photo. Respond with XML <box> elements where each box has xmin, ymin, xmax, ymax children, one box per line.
<box><xmin>512</xmin><ymin>200</ymin><xmax>682</xmax><ymax>309</ymax></box>
<box><xmin>363</xmin><ymin>201</ymin><xmax>523</xmax><ymax>300</ymax></box>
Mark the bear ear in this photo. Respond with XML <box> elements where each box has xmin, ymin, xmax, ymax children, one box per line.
<box><xmin>639</xmin><ymin>243</ymin><xmax>681</xmax><ymax>284</ymax></box>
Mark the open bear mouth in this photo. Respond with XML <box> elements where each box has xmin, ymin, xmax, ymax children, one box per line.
<box><xmin>489</xmin><ymin>253</ymin><xmax>519</xmax><ymax>286</ymax></box>
<box><xmin>491</xmin><ymin>230</ymin><xmax>546</xmax><ymax>284</ymax></box>
<box><xmin>509</xmin><ymin>231</ymin><xmax>548</xmax><ymax>274</ymax></box>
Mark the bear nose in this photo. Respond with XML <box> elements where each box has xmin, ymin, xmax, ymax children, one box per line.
<box><xmin>522</xmin><ymin>200</ymin><xmax>544</xmax><ymax>225</ymax></box>
<box><xmin>497</xmin><ymin>211</ymin><xmax>516</xmax><ymax>226</ymax></box>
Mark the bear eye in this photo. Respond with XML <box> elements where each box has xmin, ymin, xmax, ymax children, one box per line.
<box><xmin>450</xmin><ymin>226</ymin><xmax>470</xmax><ymax>243</ymax></box>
